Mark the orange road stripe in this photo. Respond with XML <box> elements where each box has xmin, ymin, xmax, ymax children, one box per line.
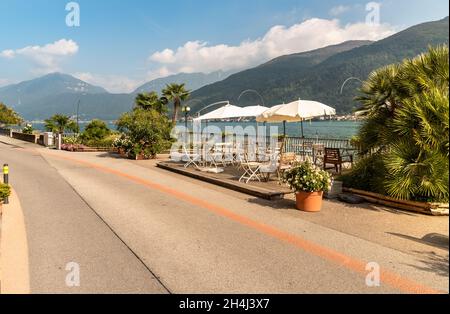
<box><xmin>43</xmin><ymin>150</ymin><xmax>441</xmax><ymax>294</ymax></box>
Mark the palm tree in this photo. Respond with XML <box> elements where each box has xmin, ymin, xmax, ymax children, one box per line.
<box><xmin>162</xmin><ymin>83</ymin><xmax>191</xmax><ymax>124</ymax></box>
<box><xmin>354</xmin><ymin>64</ymin><xmax>400</xmax><ymax>154</ymax></box>
<box><xmin>352</xmin><ymin>45</ymin><xmax>449</xmax><ymax>202</ymax></box>
<box><xmin>134</xmin><ymin>92</ymin><xmax>168</xmax><ymax>114</ymax></box>
<box><xmin>44</xmin><ymin>114</ymin><xmax>78</xmax><ymax>134</ymax></box>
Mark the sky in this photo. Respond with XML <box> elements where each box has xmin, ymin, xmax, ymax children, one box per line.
<box><xmin>0</xmin><ymin>0</ymin><xmax>448</xmax><ymax>93</ymax></box>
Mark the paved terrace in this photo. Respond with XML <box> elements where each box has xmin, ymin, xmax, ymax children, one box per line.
<box><xmin>0</xmin><ymin>135</ymin><xmax>448</xmax><ymax>293</ymax></box>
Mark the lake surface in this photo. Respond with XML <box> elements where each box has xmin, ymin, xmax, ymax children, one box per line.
<box><xmin>30</xmin><ymin>120</ymin><xmax>361</xmax><ymax>140</ymax></box>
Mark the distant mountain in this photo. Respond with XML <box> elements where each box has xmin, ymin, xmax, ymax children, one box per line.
<box><xmin>1</xmin><ymin>17</ymin><xmax>448</xmax><ymax>120</ymax></box>
<box><xmin>190</xmin><ymin>17</ymin><xmax>449</xmax><ymax>114</ymax></box>
<box><xmin>0</xmin><ymin>73</ymin><xmax>107</xmax><ymax>108</ymax></box>
<box><xmin>17</xmin><ymin>92</ymin><xmax>135</xmax><ymax>121</ymax></box>
<box><xmin>0</xmin><ymin>71</ymin><xmax>234</xmax><ymax>120</ymax></box>
<box><xmin>133</xmin><ymin>70</ymin><xmax>233</xmax><ymax>94</ymax></box>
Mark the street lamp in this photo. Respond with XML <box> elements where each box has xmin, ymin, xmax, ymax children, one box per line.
<box><xmin>181</xmin><ymin>106</ymin><xmax>191</xmax><ymax>143</ymax></box>
<box><xmin>181</xmin><ymin>106</ymin><xmax>191</xmax><ymax>129</ymax></box>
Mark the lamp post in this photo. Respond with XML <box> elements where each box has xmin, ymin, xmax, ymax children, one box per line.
<box><xmin>182</xmin><ymin>106</ymin><xmax>191</xmax><ymax>129</ymax></box>
<box><xmin>181</xmin><ymin>106</ymin><xmax>191</xmax><ymax>143</ymax></box>
<box><xmin>76</xmin><ymin>100</ymin><xmax>81</xmax><ymax>134</ymax></box>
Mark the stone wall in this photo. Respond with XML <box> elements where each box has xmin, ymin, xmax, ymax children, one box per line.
<box><xmin>11</xmin><ymin>132</ymin><xmax>38</xmax><ymax>144</ymax></box>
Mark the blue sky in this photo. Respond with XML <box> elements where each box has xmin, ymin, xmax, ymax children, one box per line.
<box><xmin>0</xmin><ymin>0</ymin><xmax>448</xmax><ymax>92</ymax></box>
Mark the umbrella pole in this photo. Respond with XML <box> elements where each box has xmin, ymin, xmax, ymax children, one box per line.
<box><xmin>283</xmin><ymin>121</ymin><xmax>286</xmax><ymax>137</ymax></box>
<box><xmin>301</xmin><ymin>120</ymin><xmax>305</xmax><ymax>138</ymax></box>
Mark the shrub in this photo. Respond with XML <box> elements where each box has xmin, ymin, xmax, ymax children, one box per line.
<box><xmin>0</xmin><ymin>102</ymin><xmax>22</xmax><ymax>125</ymax></box>
<box><xmin>22</xmin><ymin>123</ymin><xmax>34</xmax><ymax>134</ymax></box>
<box><xmin>0</xmin><ymin>183</ymin><xmax>11</xmax><ymax>202</ymax></box>
<box><xmin>338</xmin><ymin>154</ymin><xmax>387</xmax><ymax>195</ymax></box>
<box><xmin>282</xmin><ymin>161</ymin><xmax>332</xmax><ymax>193</ymax></box>
<box><xmin>63</xmin><ymin>135</ymin><xmax>82</xmax><ymax>145</ymax></box>
<box><xmin>80</xmin><ymin>120</ymin><xmax>111</xmax><ymax>143</ymax></box>
<box><xmin>117</xmin><ymin>108</ymin><xmax>173</xmax><ymax>159</ymax></box>
<box><xmin>353</xmin><ymin>46</ymin><xmax>449</xmax><ymax>202</ymax></box>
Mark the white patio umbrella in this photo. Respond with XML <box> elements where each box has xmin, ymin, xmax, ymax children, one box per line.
<box><xmin>256</xmin><ymin>104</ymin><xmax>287</xmax><ymax>135</ymax></box>
<box><xmin>256</xmin><ymin>104</ymin><xmax>285</xmax><ymax>121</ymax></box>
<box><xmin>194</xmin><ymin>103</ymin><xmax>245</xmax><ymax>121</ymax></box>
<box><xmin>239</xmin><ymin>105</ymin><xmax>270</xmax><ymax>118</ymax></box>
<box><xmin>256</xmin><ymin>100</ymin><xmax>336</xmax><ymax>137</ymax></box>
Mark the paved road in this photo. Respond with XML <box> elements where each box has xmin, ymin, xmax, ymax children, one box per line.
<box><xmin>0</xmin><ymin>136</ymin><xmax>448</xmax><ymax>293</ymax></box>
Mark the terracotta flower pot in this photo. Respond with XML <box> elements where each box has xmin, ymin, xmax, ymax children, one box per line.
<box><xmin>295</xmin><ymin>191</ymin><xmax>324</xmax><ymax>212</ymax></box>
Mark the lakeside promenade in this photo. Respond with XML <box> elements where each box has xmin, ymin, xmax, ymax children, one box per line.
<box><xmin>0</xmin><ymin>135</ymin><xmax>448</xmax><ymax>293</ymax></box>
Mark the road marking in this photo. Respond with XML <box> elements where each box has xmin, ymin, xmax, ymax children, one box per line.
<box><xmin>42</xmin><ymin>150</ymin><xmax>441</xmax><ymax>294</ymax></box>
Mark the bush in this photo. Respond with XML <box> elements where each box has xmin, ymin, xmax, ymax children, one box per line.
<box><xmin>0</xmin><ymin>183</ymin><xmax>11</xmax><ymax>202</ymax></box>
<box><xmin>353</xmin><ymin>46</ymin><xmax>449</xmax><ymax>202</ymax></box>
<box><xmin>22</xmin><ymin>123</ymin><xmax>34</xmax><ymax>134</ymax></box>
<box><xmin>83</xmin><ymin>134</ymin><xmax>118</xmax><ymax>148</ymax></box>
<box><xmin>338</xmin><ymin>154</ymin><xmax>387</xmax><ymax>195</ymax></box>
<box><xmin>63</xmin><ymin>135</ymin><xmax>82</xmax><ymax>145</ymax></box>
<box><xmin>117</xmin><ymin>108</ymin><xmax>173</xmax><ymax>159</ymax></box>
<box><xmin>80</xmin><ymin>120</ymin><xmax>111</xmax><ymax>144</ymax></box>
<box><xmin>282</xmin><ymin>161</ymin><xmax>332</xmax><ymax>193</ymax></box>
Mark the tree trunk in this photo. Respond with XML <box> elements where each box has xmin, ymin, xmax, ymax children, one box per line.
<box><xmin>172</xmin><ymin>99</ymin><xmax>180</xmax><ymax>124</ymax></box>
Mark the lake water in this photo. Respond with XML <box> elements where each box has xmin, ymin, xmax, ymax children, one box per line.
<box><xmin>30</xmin><ymin>120</ymin><xmax>361</xmax><ymax>140</ymax></box>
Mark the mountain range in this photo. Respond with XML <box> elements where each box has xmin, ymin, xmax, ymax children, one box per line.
<box><xmin>133</xmin><ymin>70</ymin><xmax>233</xmax><ymax>95</ymax></box>
<box><xmin>189</xmin><ymin>16</ymin><xmax>449</xmax><ymax>114</ymax></box>
<box><xmin>0</xmin><ymin>17</ymin><xmax>448</xmax><ymax>120</ymax></box>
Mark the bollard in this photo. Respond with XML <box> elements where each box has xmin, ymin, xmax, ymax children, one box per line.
<box><xmin>3</xmin><ymin>163</ymin><xmax>9</xmax><ymax>204</ymax></box>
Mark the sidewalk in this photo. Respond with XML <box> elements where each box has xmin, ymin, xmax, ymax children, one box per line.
<box><xmin>136</xmin><ymin>156</ymin><xmax>449</xmax><ymax>260</ymax></box>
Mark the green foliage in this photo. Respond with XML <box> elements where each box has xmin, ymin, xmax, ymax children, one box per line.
<box><xmin>22</xmin><ymin>123</ymin><xmax>34</xmax><ymax>135</ymax></box>
<box><xmin>80</xmin><ymin>120</ymin><xmax>111</xmax><ymax>142</ymax></box>
<box><xmin>0</xmin><ymin>183</ymin><xmax>11</xmax><ymax>201</ymax></box>
<box><xmin>83</xmin><ymin>134</ymin><xmax>118</xmax><ymax>148</ymax></box>
<box><xmin>283</xmin><ymin>161</ymin><xmax>332</xmax><ymax>193</ymax></box>
<box><xmin>63</xmin><ymin>135</ymin><xmax>82</xmax><ymax>145</ymax></box>
<box><xmin>113</xmin><ymin>135</ymin><xmax>133</xmax><ymax>151</ymax></box>
<box><xmin>45</xmin><ymin>114</ymin><xmax>78</xmax><ymax>134</ymax></box>
<box><xmin>117</xmin><ymin>108</ymin><xmax>173</xmax><ymax>158</ymax></box>
<box><xmin>162</xmin><ymin>83</ymin><xmax>191</xmax><ymax>124</ymax></box>
<box><xmin>0</xmin><ymin>102</ymin><xmax>22</xmax><ymax>125</ymax></box>
<box><xmin>339</xmin><ymin>154</ymin><xmax>387</xmax><ymax>195</ymax></box>
<box><xmin>349</xmin><ymin>45</ymin><xmax>449</xmax><ymax>202</ymax></box>
<box><xmin>134</xmin><ymin>92</ymin><xmax>168</xmax><ymax>113</ymax></box>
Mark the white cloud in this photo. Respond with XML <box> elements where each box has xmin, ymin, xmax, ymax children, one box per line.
<box><xmin>73</xmin><ymin>72</ymin><xmax>143</xmax><ymax>94</ymax></box>
<box><xmin>0</xmin><ymin>39</ymin><xmax>79</xmax><ymax>74</ymax></box>
<box><xmin>0</xmin><ymin>78</ymin><xmax>13</xmax><ymax>87</ymax></box>
<box><xmin>0</xmin><ymin>50</ymin><xmax>15</xmax><ymax>59</ymax></box>
<box><xmin>329</xmin><ymin>5</ymin><xmax>352</xmax><ymax>16</ymax></box>
<box><xmin>148</xmin><ymin>18</ymin><xmax>395</xmax><ymax>77</ymax></box>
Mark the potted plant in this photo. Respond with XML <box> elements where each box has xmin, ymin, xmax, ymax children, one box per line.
<box><xmin>282</xmin><ymin>161</ymin><xmax>332</xmax><ymax>212</ymax></box>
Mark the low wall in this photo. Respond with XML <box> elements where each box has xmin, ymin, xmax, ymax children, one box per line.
<box><xmin>11</xmin><ymin>132</ymin><xmax>38</xmax><ymax>144</ymax></box>
<box><xmin>0</xmin><ymin>127</ymin><xmax>12</xmax><ymax>137</ymax></box>
<box><xmin>37</xmin><ymin>134</ymin><xmax>45</xmax><ymax>146</ymax></box>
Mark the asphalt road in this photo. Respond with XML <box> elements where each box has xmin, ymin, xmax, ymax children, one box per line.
<box><xmin>0</xmin><ymin>136</ymin><xmax>448</xmax><ymax>293</ymax></box>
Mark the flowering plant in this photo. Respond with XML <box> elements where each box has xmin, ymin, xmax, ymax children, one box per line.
<box><xmin>22</xmin><ymin>123</ymin><xmax>34</xmax><ymax>135</ymax></box>
<box><xmin>113</xmin><ymin>136</ymin><xmax>133</xmax><ymax>151</ymax></box>
<box><xmin>282</xmin><ymin>161</ymin><xmax>332</xmax><ymax>193</ymax></box>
